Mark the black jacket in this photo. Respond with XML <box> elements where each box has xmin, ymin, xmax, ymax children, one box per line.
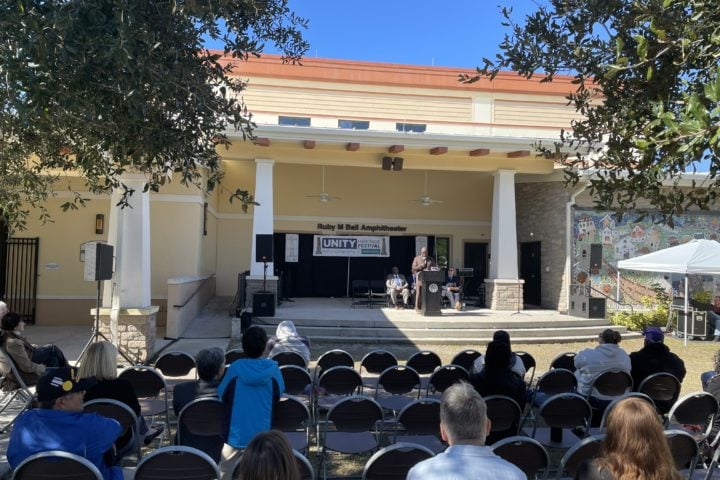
<box><xmin>629</xmin><ymin>342</ymin><xmax>686</xmax><ymax>389</ymax></box>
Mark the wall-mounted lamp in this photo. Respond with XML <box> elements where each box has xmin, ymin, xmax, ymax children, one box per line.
<box><xmin>95</xmin><ymin>214</ymin><xmax>105</xmax><ymax>235</ymax></box>
<box><xmin>381</xmin><ymin>156</ymin><xmax>403</xmax><ymax>171</ymax></box>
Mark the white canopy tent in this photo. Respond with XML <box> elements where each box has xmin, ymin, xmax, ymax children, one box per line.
<box><xmin>616</xmin><ymin>239</ymin><xmax>720</xmax><ymax>346</ymax></box>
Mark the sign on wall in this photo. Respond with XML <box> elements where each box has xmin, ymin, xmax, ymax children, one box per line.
<box><xmin>285</xmin><ymin>234</ymin><xmax>299</xmax><ymax>263</ymax></box>
<box><xmin>313</xmin><ymin>235</ymin><xmax>390</xmax><ymax>257</ymax></box>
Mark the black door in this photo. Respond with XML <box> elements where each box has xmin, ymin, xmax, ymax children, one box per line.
<box><xmin>463</xmin><ymin>242</ymin><xmax>488</xmax><ymax>301</ymax></box>
<box><xmin>520</xmin><ymin>241</ymin><xmax>542</xmax><ymax>306</ymax></box>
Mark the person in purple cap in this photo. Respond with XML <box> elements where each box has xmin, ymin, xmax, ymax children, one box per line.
<box><xmin>7</xmin><ymin>367</ymin><xmax>123</xmax><ymax>480</ymax></box>
<box><xmin>629</xmin><ymin>326</ymin><xmax>686</xmax><ymax>397</ymax></box>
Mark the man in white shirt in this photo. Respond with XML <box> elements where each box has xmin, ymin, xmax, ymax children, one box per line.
<box><xmin>386</xmin><ymin>266</ymin><xmax>410</xmax><ymax>309</ymax></box>
<box><xmin>406</xmin><ymin>382</ymin><xmax>526</xmax><ymax>480</ymax></box>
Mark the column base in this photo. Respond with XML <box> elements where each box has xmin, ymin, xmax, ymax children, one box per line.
<box><xmin>484</xmin><ymin>279</ymin><xmax>525</xmax><ymax>311</ymax></box>
<box><xmin>93</xmin><ymin>306</ymin><xmax>159</xmax><ymax>363</ymax></box>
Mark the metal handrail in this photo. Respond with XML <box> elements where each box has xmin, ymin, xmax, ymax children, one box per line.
<box><xmin>172</xmin><ymin>275</ymin><xmax>215</xmax><ymax>309</ymax></box>
<box><xmin>588</xmin><ymin>285</ymin><xmax>634</xmax><ymax>314</ymax></box>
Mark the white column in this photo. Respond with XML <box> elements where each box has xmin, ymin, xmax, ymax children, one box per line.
<box><xmin>489</xmin><ymin>169</ymin><xmax>519</xmax><ymax>279</ymax></box>
<box><xmin>102</xmin><ymin>175</ymin><xmax>152</xmax><ymax>309</ymax></box>
<box><xmin>250</xmin><ymin>159</ymin><xmax>275</xmax><ymax>276</ymax></box>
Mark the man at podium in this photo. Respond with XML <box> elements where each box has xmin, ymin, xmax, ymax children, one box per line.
<box><xmin>411</xmin><ymin>247</ymin><xmax>436</xmax><ymax>312</ymax></box>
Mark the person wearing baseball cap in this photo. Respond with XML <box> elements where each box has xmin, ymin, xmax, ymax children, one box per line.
<box><xmin>7</xmin><ymin>367</ymin><xmax>123</xmax><ymax>480</ymax></box>
<box><xmin>630</xmin><ymin>326</ymin><xmax>686</xmax><ymax>409</ymax></box>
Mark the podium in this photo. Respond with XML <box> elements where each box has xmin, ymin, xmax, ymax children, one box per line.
<box><xmin>420</xmin><ymin>270</ymin><xmax>444</xmax><ymax>317</ymax></box>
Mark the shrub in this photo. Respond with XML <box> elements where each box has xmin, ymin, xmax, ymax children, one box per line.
<box><xmin>611</xmin><ymin>306</ymin><xmax>667</xmax><ymax>332</ymax></box>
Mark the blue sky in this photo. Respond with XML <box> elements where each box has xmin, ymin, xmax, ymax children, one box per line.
<box><xmin>261</xmin><ymin>1</ymin><xmax>541</xmax><ymax>69</ymax></box>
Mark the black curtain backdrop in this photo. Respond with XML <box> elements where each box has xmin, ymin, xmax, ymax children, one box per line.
<box><xmin>273</xmin><ymin>233</ymin><xmax>434</xmax><ymax>297</ymax></box>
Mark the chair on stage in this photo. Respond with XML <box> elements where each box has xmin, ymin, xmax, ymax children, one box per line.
<box><xmin>352</xmin><ymin>280</ymin><xmax>371</xmax><ymax>308</ymax></box>
<box><xmin>369</xmin><ymin>279</ymin><xmax>388</xmax><ymax>308</ymax></box>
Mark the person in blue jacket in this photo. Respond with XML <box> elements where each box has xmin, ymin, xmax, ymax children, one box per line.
<box><xmin>7</xmin><ymin>367</ymin><xmax>123</xmax><ymax>480</ymax></box>
<box><xmin>218</xmin><ymin>325</ymin><xmax>284</xmax><ymax>478</ymax></box>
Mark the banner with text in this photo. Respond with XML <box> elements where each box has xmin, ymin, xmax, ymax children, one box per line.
<box><xmin>313</xmin><ymin>235</ymin><xmax>390</xmax><ymax>257</ymax></box>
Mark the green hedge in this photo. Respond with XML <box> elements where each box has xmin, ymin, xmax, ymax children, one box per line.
<box><xmin>610</xmin><ymin>306</ymin><xmax>668</xmax><ymax>332</ymax></box>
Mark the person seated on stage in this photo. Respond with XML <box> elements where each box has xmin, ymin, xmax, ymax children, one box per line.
<box><xmin>386</xmin><ymin>266</ymin><xmax>411</xmax><ymax>309</ymax></box>
<box><xmin>0</xmin><ymin>311</ymin><xmax>69</xmax><ymax>390</ymax></box>
<box><xmin>411</xmin><ymin>247</ymin><xmax>436</xmax><ymax>311</ymax></box>
<box><xmin>472</xmin><ymin>330</ymin><xmax>526</xmax><ymax>379</ymax></box>
<box><xmin>444</xmin><ymin>267</ymin><xmax>462</xmax><ymax>311</ymax></box>
<box><xmin>172</xmin><ymin>347</ymin><xmax>226</xmax><ymax>462</ymax></box>
<box><xmin>705</xmin><ymin>295</ymin><xmax>720</xmax><ymax>341</ymax></box>
<box><xmin>7</xmin><ymin>368</ymin><xmax>124</xmax><ymax>480</ymax></box>
<box><xmin>79</xmin><ymin>341</ymin><xmax>160</xmax><ymax>452</ymax></box>
<box><xmin>266</xmin><ymin>320</ymin><xmax>311</xmax><ymax>365</ymax></box>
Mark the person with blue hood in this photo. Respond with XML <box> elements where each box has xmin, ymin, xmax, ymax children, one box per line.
<box><xmin>217</xmin><ymin>325</ymin><xmax>284</xmax><ymax>479</ymax></box>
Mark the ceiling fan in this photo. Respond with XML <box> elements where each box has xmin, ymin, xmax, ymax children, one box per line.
<box><xmin>306</xmin><ymin>165</ymin><xmax>341</xmax><ymax>202</ymax></box>
<box><xmin>410</xmin><ymin>171</ymin><xmax>443</xmax><ymax>206</ymax></box>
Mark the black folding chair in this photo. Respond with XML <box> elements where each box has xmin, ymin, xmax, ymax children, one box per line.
<box><xmin>0</xmin><ymin>348</ymin><xmax>35</xmax><ymax>433</ymax></box>
<box><xmin>272</xmin><ymin>351</ymin><xmax>308</xmax><ymax>368</ymax></box>
<box><xmin>450</xmin><ymin>349</ymin><xmax>482</xmax><ymax>373</ymax></box>
<box><xmin>393</xmin><ymin>398</ymin><xmax>444</xmax><ymax>454</ymax></box>
<box><xmin>555</xmin><ymin>434</ymin><xmax>605</xmax><ymax>480</ymax></box>
<box><xmin>426</xmin><ymin>365</ymin><xmax>469</xmax><ymax>398</ymax></box>
<box><xmin>550</xmin><ymin>352</ymin><xmax>577</xmax><ymax>372</ymax></box>
<box><xmin>360</xmin><ymin>350</ymin><xmax>398</xmax><ymax>390</ymax></box>
<box><xmin>484</xmin><ymin>395</ymin><xmax>523</xmax><ymax>444</ymax></box>
<box><xmin>406</xmin><ymin>350</ymin><xmax>442</xmax><ymax>391</ymax></box>
<box><xmin>134</xmin><ymin>446</ymin><xmax>220</xmax><ymax>480</ymax></box>
<box><xmin>176</xmin><ymin>397</ymin><xmax>227</xmax><ymax>463</ymax></box>
<box><xmin>84</xmin><ymin>398</ymin><xmax>143</xmax><ymax>462</ymax></box>
<box><xmin>352</xmin><ymin>280</ymin><xmax>371</xmax><ymax>308</ymax></box>
<box><xmin>515</xmin><ymin>350</ymin><xmax>537</xmax><ymax>386</ymax></box>
<box><xmin>638</xmin><ymin>372</ymin><xmax>681</xmax><ymax>416</ymax></box>
<box><xmin>492</xmin><ymin>436</ymin><xmax>550</xmax><ymax>480</ymax></box>
<box><xmin>12</xmin><ymin>450</ymin><xmax>103</xmax><ymax>480</ymax></box>
<box><xmin>530</xmin><ymin>393</ymin><xmax>592</xmax><ymax>448</ymax></box>
<box><xmin>375</xmin><ymin>365</ymin><xmax>421</xmax><ymax>413</ymax></box>
<box><xmin>361</xmin><ymin>442</ymin><xmax>434</xmax><ymax>480</ymax></box>
<box><xmin>273</xmin><ymin>395</ymin><xmax>312</xmax><ymax>454</ymax></box>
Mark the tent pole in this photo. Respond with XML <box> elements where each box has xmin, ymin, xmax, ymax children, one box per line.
<box><xmin>684</xmin><ymin>275</ymin><xmax>689</xmax><ymax>347</ymax></box>
<box><xmin>616</xmin><ymin>270</ymin><xmax>621</xmax><ymax>304</ymax></box>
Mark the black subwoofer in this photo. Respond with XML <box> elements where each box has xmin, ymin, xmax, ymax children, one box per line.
<box><xmin>253</xmin><ymin>292</ymin><xmax>276</xmax><ymax>317</ymax></box>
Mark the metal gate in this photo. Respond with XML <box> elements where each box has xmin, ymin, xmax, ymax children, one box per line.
<box><xmin>2</xmin><ymin>237</ymin><xmax>40</xmax><ymax>324</ymax></box>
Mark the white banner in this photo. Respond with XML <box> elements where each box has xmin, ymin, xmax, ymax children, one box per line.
<box><xmin>313</xmin><ymin>235</ymin><xmax>390</xmax><ymax>257</ymax></box>
<box><xmin>285</xmin><ymin>234</ymin><xmax>299</xmax><ymax>263</ymax></box>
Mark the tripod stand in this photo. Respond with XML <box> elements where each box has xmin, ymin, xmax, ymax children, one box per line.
<box><xmin>76</xmin><ymin>279</ymin><xmax>136</xmax><ymax>366</ymax></box>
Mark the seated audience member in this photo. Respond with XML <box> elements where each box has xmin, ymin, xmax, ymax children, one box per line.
<box><xmin>701</xmin><ymin>349</ymin><xmax>720</xmax><ymax>389</ymax></box>
<box><xmin>407</xmin><ymin>382</ymin><xmax>526</xmax><ymax>480</ymax></box>
<box><xmin>172</xmin><ymin>347</ymin><xmax>226</xmax><ymax>462</ymax></box>
<box><xmin>575</xmin><ymin>397</ymin><xmax>683</xmax><ymax>480</ymax></box>
<box><xmin>265</xmin><ymin>320</ymin><xmax>311</xmax><ymax>365</ymax></box>
<box><xmin>232</xmin><ymin>430</ymin><xmax>300</xmax><ymax>480</ymax></box>
<box><xmin>629</xmin><ymin>326</ymin><xmax>686</xmax><ymax>391</ymax></box>
<box><xmin>218</xmin><ymin>326</ymin><xmax>285</xmax><ymax>479</ymax></box>
<box><xmin>7</xmin><ymin>368</ymin><xmax>123</xmax><ymax>480</ymax></box>
<box><xmin>79</xmin><ymin>341</ymin><xmax>159</xmax><ymax>450</ymax></box>
<box><xmin>472</xmin><ymin>330</ymin><xmax>526</xmax><ymax>378</ymax></box>
<box><xmin>470</xmin><ymin>341</ymin><xmax>527</xmax><ymax>410</ymax></box>
<box><xmin>0</xmin><ymin>311</ymin><xmax>69</xmax><ymax>389</ymax></box>
<box><xmin>706</xmin><ymin>296</ymin><xmax>720</xmax><ymax>341</ymax></box>
<box><xmin>444</xmin><ymin>266</ymin><xmax>462</xmax><ymax>310</ymax></box>
<box><xmin>574</xmin><ymin>329</ymin><xmax>631</xmax><ymax>399</ymax></box>
<box><xmin>386</xmin><ymin>266</ymin><xmax>411</xmax><ymax>309</ymax></box>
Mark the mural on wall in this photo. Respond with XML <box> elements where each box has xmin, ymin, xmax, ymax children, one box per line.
<box><xmin>573</xmin><ymin>208</ymin><xmax>720</xmax><ymax>304</ymax></box>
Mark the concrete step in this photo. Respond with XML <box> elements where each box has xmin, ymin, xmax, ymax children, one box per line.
<box><xmin>291</xmin><ymin>333</ymin><xmax>642</xmax><ymax>345</ymax></box>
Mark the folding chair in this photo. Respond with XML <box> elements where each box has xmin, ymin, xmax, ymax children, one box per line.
<box><xmin>294</xmin><ymin>449</ymin><xmax>316</xmax><ymax>480</ymax></box>
<box><xmin>638</xmin><ymin>372</ymin><xmax>681</xmax><ymax>416</ymax></box>
<box><xmin>361</xmin><ymin>442</ymin><xmax>434</xmax><ymax>480</ymax></box>
<box><xmin>359</xmin><ymin>350</ymin><xmax>398</xmax><ymax>390</ymax></box>
<box><xmin>584</xmin><ymin>392</ymin><xmax>656</xmax><ymax>437</ymax></box>
<box><xmin>450</xmin><ymin>349</ymin><xmax>482</xmax><ymax>373</ymax></box>
<box><xmin>273</xmin><ymin>395</ymin><xmax>312</xmax><ymax>454</ymax></box>
<box><xmin>352</xmin><ymin>280</ymin><xmax>371</xmax><ymax>308</ymax></box>
<box><xmin>84</xmin><ymin>398</ymin><xmax>143</xmax><ymax>462</ymax></box>
<box><xmin>314</xmin><ymin>366</ymin><xmax>363</xmax><ymax>445</ymax></box>
<box><xmin>375</xmin><ymin>365</ymin><xmax>421</xmax><ymax>413</ymax></box>
<box><xmin>549</xmin><ymin>352</ymin><xmax>577</xmax><ymax>372</ymax></box>
<box><xmin>12</xmin><ymin>450</ymin><xmax>103</xmax><ymax>480</ymax></box>
<box><xmin>515</xmin><ymin>351</ymin><xmax>537</xmax><ymax>386</ymax></box>
<box><xmin>224</xmin><ymin>349</ymin><xmax>246</xmax><ymax>365</ymax></box>
<box><xmin>666</xmin><ymin>429</ymin><xmax>700</xmax><ymax>477</ymax></box>
<box><xmin>133</xmin><ymin>446</ymin><xmax>220</xmax><ymax>480</ymax></box>
<box><xmin>484</xmin><ymin>395</ymin><xmax>523</xmax><ymax>445</ymax></box>
<box><xmin>426</xmin><ymin>365</ymin><xmax>469</xmax><ymax>398</ymax></box>
<box><xmin>666</xmin><ymin>391</ymin><xmax>719</xmax><ymax>448</ymax></box>
<box><xmin>176</xmin><ymin>397</ymin><xmax>227</xmax><ymax>463</ymax></box>
<box><xmin>271</xmin><ymin>351</ymin><xmax>308</xmax><ymax>369</ymax></box>
<box><xmin>0</xmin><ymin>348</ymin><xmax>35</xmax><ymax>433</ymax></box>
<box><xmin>393</xmin><ymin>398</ymin><xmax>444</xmax><ymax>454</ymax></box>
<box><xmin>314</xmin><ymin>349</ymin><xmax>355</xmax><ymax>381</ymax></box>
<box><xmin>524</xmin><ymin>368</ymin><xmax>577</xmax><ymax>428</ymax></box>
<box><xmin>530</xmin><ymin>393</ymin><xmax>592</xmax><ymax>448</ymax></box>
<box><xmin>492</xmin><ymin>436</ymin><xmax>550</xmax><ymax>480</ymax></box>
<box><xmin>118</xmin><ymin>365</ymin><xmax>171</xmax><ymax>446</ymax></box>
<box><xmin>369</xmin><ymin>279</ymin><xmax>388</xmax><ymax>308</ymax></box>
<box><xmin>555</xmin><ymin>434</ymin><xmax>605</xmax><ymax>480</ymax></box>
<box><xmin>280</xmin><ymin>365</ymin><xmax>313</xmax><ymax>398</ymax></box>
<box><xmin>406</xmin><ymin>350</ymin><xmax>442</xmax><ymax>391</ymax></box>
<box><xmin>320</xmin><ymin>396</ymin><xmax>384</xmax><ymax>479</ymax></box>
<box><xmin>153</xmin><ymin>351</ymin><xmax>197</xmax><ymax>400</ymax></box>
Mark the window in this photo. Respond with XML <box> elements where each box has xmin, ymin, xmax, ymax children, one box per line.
<box><xmin>396</xmin><ymin>123</ymin><xmax>426</xmax><ymax>133</ymax></box>
<box><xmin>338</xmin><ymin>119</ymin><xmax>370</xmax><ymax>130</ymax></box>
<box><xmin>435</xmin><ymin>237</ymin><xmax>450</xmax><ymax>269</ymax></box>
<box><xmin>278</xmin><ymin>116</ymin><xmax>311</xmax><ymax>127</ymax></box>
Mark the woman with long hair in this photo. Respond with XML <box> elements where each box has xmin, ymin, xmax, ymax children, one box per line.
<box><xmin>575</xmin><ymin>397</ymin><xmax>683</xmax><ymax>480</ymax></box>
<box><xmin>233</xmin><ymin>430</ymin><xmax>300</xmax><ymax>480</ymax></box>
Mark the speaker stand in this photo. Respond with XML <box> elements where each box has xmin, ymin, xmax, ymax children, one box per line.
<box><xmin>76</xmin><ymin>280</ymin><xmax>137</xmax><ymax>366</ymax></box>
<box><xmin>510</xmin><ymin>280</ymin><xmax>529</xmax><ymax>316</ymax></box>
<box><xmin>262</xmin><ymin>261</ymin><xmax>268</xmax><ymax>292</ymax></box>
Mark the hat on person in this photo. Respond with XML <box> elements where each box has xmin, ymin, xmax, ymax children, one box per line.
<box><xmin>1</xmin><ymin>312</ymin><xmax>22</xmax><ymax>331</ymax></box>
<box><xmin>643</xmin><ymin>326</ymin><xmax>664</xmax><ymax>344</ymax></box>
<box><xmin>36</xmin><ymin>367</ymin><xmax>96</xmax><ymax>402</ymax></box>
